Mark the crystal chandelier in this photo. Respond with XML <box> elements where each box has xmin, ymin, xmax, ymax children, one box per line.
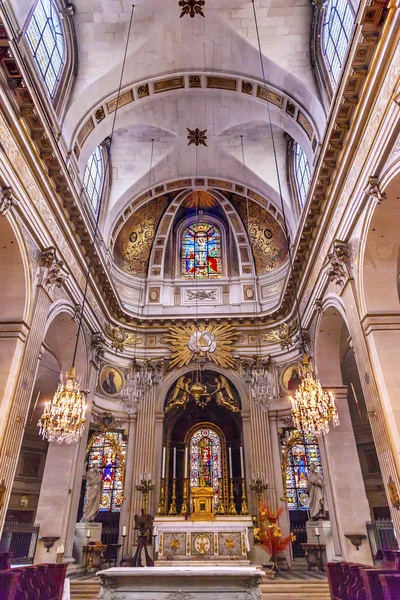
<box><xmin>290</xmin><ymin>356</ymin><xmax>339</xmax><ymax>437</ymax></box>
<box><xmin>38</xmin><ymin>368</ymin><xmax>87</xmax><ymax>444</ymax></box>
<box><xmin>251</xmin><ymin>359</ymin><xmax>275</xmax><ymax>411</ymax></box>
<box><xmin>119</xmin><ymin>361</ymin><xmax>153</xmax><ymax>414</ymax></box>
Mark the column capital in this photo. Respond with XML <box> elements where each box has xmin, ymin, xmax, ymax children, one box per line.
<box><xmin>0</xmin><ymin>186</ymin><xmax>18</xmax><ymax>216</ymax></box>
<box><xmin>366</xmin><ymin>176</ymin><xmax>385</xmax><ymax>205</ymax></box>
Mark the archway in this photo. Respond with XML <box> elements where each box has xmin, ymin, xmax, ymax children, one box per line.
<box><xmin>162</xmin><ymin>370</ymin><xmax>245</xmax><ymax>515</ymax></box>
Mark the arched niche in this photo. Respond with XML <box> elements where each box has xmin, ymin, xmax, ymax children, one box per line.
<box><xmin>361</xmin><ymin>175</ymin><xmax>400</xmax><ymax>314</ymax></box>
<box><xmin>314</xmin><ymin>301</ymin><xmax>349</xmax><ymax>387</ymax></box>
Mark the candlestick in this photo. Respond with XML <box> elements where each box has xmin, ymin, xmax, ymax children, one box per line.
<box><xmin>173</xmin><ymin>447</ymin><xmax>176</xmax><ymax>479</ymax></box>
<box><xmin>228</xmin><ymin>447</ymin><xmax>233</xmax><ymax>477</ymax></box>
<box><xmin>315</xmin><ymin>527</ymin><xmax>319</xmax><ymax>537</ymax></box>
<box><xmin>168</xmin><ymin>478</ymin><xmax>177</xmax><ymax>515</ymax></box>
<box><xmin>184</xmin><ymin>447</ymin><xmax>188</xmax><ymax>478</ymax></box>
<box><xmin>135</xmin><ymin>477</ymin><xmax>155</xmax><ymax>514</ymax></box>
<box><xmin>86</xmin><ymin>529</ymin><xmax>91</xmax><ymax>539</ymax></box>
<box><xmin>157</xmin><ymin>478</ymin><xmax>166</xmax><ymax>516</ymax></box>
<box><xmin>240</xmin><ymin>447</ymin><xmax>244</xmax><ymax>478</ymax></box>
<box><xmin>228</xmin><ymin>478</ymin><xmax>237</xmax><ymax>515</ymax></box>
<box><xmin>217</xmin><ymin>478</ymin><xmax>225</xmax><ymax>514</ymax></box>
<box><xmin>180</xmin><ymin>478</ymin><xmax>188</xmax><ymax>515</ymax></box>
<box><xmin>161</xmin><ymin>446</ymin><xmax>166</xmax><ymax>478</ymax></box>
<box><xmin>240</xmin><ymin>478</ymin><xmax>249</xmax><ymax>515</ymax></box>
<box><xmin>122</xmin><ymin>526</ymin><xmax>127</xmax><ymax>537</ymax></box>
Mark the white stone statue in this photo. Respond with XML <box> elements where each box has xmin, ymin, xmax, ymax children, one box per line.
<box><xmin>81</xmin><ymin>465</ymin><xmax>103</xmax><ymax>522</ymax></box>
<box><xmin>307</xmin><ymin>464</ymin><xmax>327</xmax><ymax>521</ymax></box>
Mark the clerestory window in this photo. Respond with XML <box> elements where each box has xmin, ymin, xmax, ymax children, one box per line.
<box><xmin>26</xmin><ymin>0</ymin><xmax>65</xmax><ymax>99</ymax></box>
<box><xmin>294</xmin><ymin>143</ymin><xmax>312</xmax><ymax>209</ymax></box>
<box><xmin>322</xmin><ymin>0</ymin><xmax>354</xmax><ymax>86</ymax></box>
<box><xmin>83</xmin><ymin>146</ymin><xmax>104</xmax><ymax>214</ymax></box>
<box><xmin>181</xmin><ymin>222</ymin><xmax>222</xmax><ymax>279</ymax></box>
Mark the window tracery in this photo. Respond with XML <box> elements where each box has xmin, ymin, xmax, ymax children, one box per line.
<box><xmin>181</xmin><ymin>222</ymin><xmax>222</xmax><ymax>279</ymax></box>
<box><xmin>26</xmin><ymin>0</ymin><xmax>65</xmax><ymax>99</ymax></box>
<box><xmin>189</xmin><ymin>427</ymin><xmax>222</xmax><ymax>510</ymax></box>
<box><xmin>84</xmin><ymin>432</ymin><xmax>126</xmax><ymax>513</ymax></box>
<box><xmin>280</xmin><ymin>429</ymin><xmax>322</xmax><ymax>511</ymax></box>
<box><xmin>322</xmin><ymin>0</ymin><xmax>354</xmax><ymax>86</ymax></box>
<box><xmin>294</xmin><ymin>143</ymin><xmax>312</xmax><ymax>208</ymax></box>
<box><xmin>83</xmin><ymin>146</ymin><xmax>104</xmax><ymax>213</ymax></box>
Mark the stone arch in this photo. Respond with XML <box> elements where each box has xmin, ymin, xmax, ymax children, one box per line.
<box><xmin>314</xmin><ymin>297</ymin><xmax>350</xmax><ymax>386</ymax></box>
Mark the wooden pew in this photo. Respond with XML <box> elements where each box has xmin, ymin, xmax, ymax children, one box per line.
<box><xmin>379</xmin><ymin>573</ymin><xmax>400</xmax><ymax>600</ymax></box>
<box><xmin>0</xmin><ymin>570</ymin><xmax>20</xmax><ymax>600</ymax></box>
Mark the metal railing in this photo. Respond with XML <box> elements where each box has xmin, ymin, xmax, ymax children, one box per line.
<box><xmin>0</xmin><ymin>521</ymin><xmax>39</xmax><ymax>565</ymax></box>
<box><xmin>366</xmin><ymin>519</ymin><xmax>398</xmax><ymax>561</ymax></box>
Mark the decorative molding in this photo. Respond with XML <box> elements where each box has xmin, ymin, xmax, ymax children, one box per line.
<box><xmin>179</xmin><ymin>0</ymin><xmax>205</xmax><ymax>18</ymax></box>
<box><xmin>187</xmin><ymin>127</ymin><xmax>207</xmax><ymax>147</ymax></box>
<box><xmin>262</xmin><ymin>319</ymin><xmax>298</xmax><ymax>350</ymax></box>
<box><xmin>366</xmin><ymin>176</ymin><xmax>386</xmax><ymax>205</ymax></box>
<box><xmin>39</xmin><ymin>247</ymin><xmax>69</xmax><ymax>289</ymax></box>
<box><xmin>91</xmin><ymin>332</ymin><xmax>105</xmax><ymax>364</ymax></box>
<box><xmin>105</xmin><ymin>324</ymin><xmax>137</xmax><ymax>353</ymax></box>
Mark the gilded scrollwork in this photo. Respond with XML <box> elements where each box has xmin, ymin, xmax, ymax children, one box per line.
<box><xmin>231</xmin><ymin>197</ymin><xmax>288</xmax><ymax>274</ymax></box>
<box><xmin>113</xmin><ymin>198</ymin><xmax>168</xmax><ymax>275</ymax></box>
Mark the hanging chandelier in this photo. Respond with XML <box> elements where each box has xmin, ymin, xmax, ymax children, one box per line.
<box><xmin>251</xmin><ymin>359</ymin><xmax>275</xmax><ymax>411</ymax></box>
<box><xmin>290</xmin><ymin>355</ymin><xmax>339</xmax><ymax>437</ymax></box>
<box><xmin>119</xmin><ymin>360</ymin><xmax>153</xmax><ymax>414</ymax></box>
<box><xmin>38</xmin><ymin>368</ymin><xmax>87</xmax><ymax>444</ymax></box>
<box><xmin>38</xmin><ymin>6</ymin><xmax>136</xmax><ymax>443</ymax></box>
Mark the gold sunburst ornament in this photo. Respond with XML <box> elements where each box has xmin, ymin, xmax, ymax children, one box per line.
<box><xmin>165</xmin><ymin>324</ymin><xmax>236</xmax><ymax>369</ymax></box>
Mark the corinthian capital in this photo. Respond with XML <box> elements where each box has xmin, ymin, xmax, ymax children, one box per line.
<box><xmin>0</xmin><ymin>187</ymin><xmax>18</xmax><ymax>216</ymax></box>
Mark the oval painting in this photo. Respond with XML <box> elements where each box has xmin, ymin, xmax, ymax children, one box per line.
<box><xmin>99</xmin><ymin>365</ymin><xmax>124</xmax><ymax>397</ymax></box>
<box><xmin>281</xmin><ymin>362</ymin><xmax>303</xmax><ymax>394</ymax></box>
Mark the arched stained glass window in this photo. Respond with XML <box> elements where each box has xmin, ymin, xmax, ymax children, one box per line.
<box><xmin>280</xmin><ymin>428</ymin><xmax>322</xmax><ymax>511</ymax></box>
<box><xmin>84</xmin><ymin>432</ymin><xmax>127</xmax><ymax>513</ymax></box>
<box><xmin>181</xmin><ymin>222</ymin><xmax>222</xmax><ymax>279</ymax></box>
<box><xmin>322</xmin><ymin>0</ymin><xmax>354</xmax><ymax>86</ymax></box>
<box><xmin>83</xmin><ymin>146</ymin><xmax>104</xmax><ymax>213</ymax></box>
<box><xmin>189</xmin><ymin>427</ymin><xmax>222</xmax><ymax>509</ymax></box>
<box><xmin>26</xmin><ymin>0</ymin><xmax>65</xmax><ymax>99</ymax></box>
<box><xmin>294</xmin><ymin>143</ymin><xmax>311</xmax><ymax>208</ymax></box>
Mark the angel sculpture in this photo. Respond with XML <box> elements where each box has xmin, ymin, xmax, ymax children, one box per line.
<box><xmin>262</xmin><ymin>320</ymin><xmax>298</xmax><ymax>350</ymax></box>
<box><xmin>214</xmin><ymin>375</ymin><xmax>240</xmax><ymax>412</ymax></box>
<box><xmin>165</xmin><ymin>375</ymin><xmax>190</xmax><ymax>413</ymax></box>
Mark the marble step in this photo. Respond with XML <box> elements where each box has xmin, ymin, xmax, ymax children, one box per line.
<box><xmin>260</xmin><ymin>580</ymin><xmax>331</xmax><ymax>599</ymax></box>
<box><xmin>70</xmin><ymin>580</ymin><xmax>100</xmax><ymax>600</ymax></box>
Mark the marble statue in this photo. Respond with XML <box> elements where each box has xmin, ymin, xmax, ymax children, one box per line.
<box><xmin>81</xmin><ymin>465</ymin><xmax>103</xmax><ymax>522</ymax></box>
<box><xmin>307</xmin><ymin>463</ymin><xmax>327</xmax><ymax>520</ymax></box>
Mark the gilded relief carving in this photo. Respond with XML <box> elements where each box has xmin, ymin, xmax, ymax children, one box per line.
<box><xmin>113</xmin><ymin>198</ymin><xmax>168</xmax><ymax>275</ymax></box>
<box><xmin>231</xmin><ymin>197</ymin><xmax>288</xmax><ymax>274</ymax></box>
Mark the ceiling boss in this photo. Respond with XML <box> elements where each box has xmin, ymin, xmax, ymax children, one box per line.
<box><xmin>165</xmin><ymin>324</ymin><xmax>237</xmax><ymax>369</ymax></box>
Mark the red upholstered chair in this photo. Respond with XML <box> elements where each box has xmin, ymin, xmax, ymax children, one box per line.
<box><xmin>379</xmin><ymin>573</ymin><xmax>400</xmax><ymax>600</ymax></box>
<box><xmin>0</xmin><ymin>570</ymin><xmax>21</xmax><ymax>600</ymax></box>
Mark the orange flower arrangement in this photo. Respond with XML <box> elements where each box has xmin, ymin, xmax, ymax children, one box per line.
<box><xmin>256</xmin><ymin>503</ymin><xmax>296</xmax><ymax>571</ymax></box>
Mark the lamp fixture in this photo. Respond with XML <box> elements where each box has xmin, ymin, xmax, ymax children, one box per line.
<box><xmin>290</xmin><ymin>355</ymin><xmax>339</xmax><ymax>437</ymax></box>
<box><xmin>251</xmin><ymin>357</ymin><xmax>274</xmax><ymax>411</ymax></box>
<box><xmin>120</xmin><ymin>360</ymin><xmax>153</xmax><ymax>414</ymax></box>
<box><xmin>251</xmin><ymin>0</ymin><xmax>339</xmax><ymax>434</ymax></box>
<box><xmin>38</xmin><ymin>7</ymin><xmax>136</xmax><ymax>443</ymax></box>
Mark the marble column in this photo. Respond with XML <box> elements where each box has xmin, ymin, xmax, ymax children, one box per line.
<box><xmin>268</xmin><ymin>413</ymin><xmax>290</xmax><ymax>536</ymax></box>
<box><xmin>0</xmin><ymin>283</ymin><xmax>51</xmax><ymax>533</ymax></box>
<box><xmin>321</xmin><ymin>386</ymin><xmax>372</xmax><ymax>564</ymax></box>
<box><xmin>119</xmin><ymin>413</ymin><xmax>137</xmax><ymax>549</ymax></box>
<box><xmin>342</xmin><ymin>281</ymin><xmax>400</xmax><ymax>536</ymax></box>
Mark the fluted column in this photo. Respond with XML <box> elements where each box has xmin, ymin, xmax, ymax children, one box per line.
<box><xmin>248</xmin><ymin>390</ymin><xmax>275</xmax><ymax>512</ymax></box>
<box><xmin>268</xmin><ymin>413</ymin><xmax>290</xmax><ymax>531</ymax></box>
<box><xmin>0</xmin><ymin>283</ymin><xmax>51</xmax><ymax>533</ymax></box>
<box><xmin>119</xmin><ymin>413</ymin><xmax>137</xmax><ymax>543</ymax></box>
<box><xmin>341</xmin><ymin>281</ymin><xmax>400</xmax><ymax>536</ymax></box>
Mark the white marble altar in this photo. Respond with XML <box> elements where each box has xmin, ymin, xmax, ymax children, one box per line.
<box><xmin>97</xmin><ymin>566</ymin><xmax>264</xmax><ymax>599</ymax></box>
<box><xmin>154</xmin><ymin>516</ymin><xmax>252</xmax><ymax>564</ymax></box>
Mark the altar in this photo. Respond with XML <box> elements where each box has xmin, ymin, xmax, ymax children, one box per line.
<box><xmin>97</xmin><ymin>566</ymin><xmax>264</xmax><ymax>600</ymax></box>
<box><xmin>154</xmin><ymin>515</ymin><xmax>252</xmax><ymax>564</ymax></box>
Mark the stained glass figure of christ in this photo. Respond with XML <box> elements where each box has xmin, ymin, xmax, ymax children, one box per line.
<box><xmin>85</xmin><ymin>433</ymin><xmax>126</xmax><ymax>513</ymax></box>
<box><xmin>189</xmin><ymin>428</ymin><xmax>222</xmax><ymax>510</ymax></box>
<box><xmin>181</xmin><ymin>222</ymin><xmax>222</xmax><ymax>278</ymax></box>
<box><xmin>280</xmin><ymin>429</ymin><xmax>322</xmax><ymax>511</ymax></box>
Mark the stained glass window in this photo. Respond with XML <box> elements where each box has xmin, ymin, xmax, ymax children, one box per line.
<box><xmin>181</xmin><ymin>222</ymin><xmax>222</xmax><ymax>279</ymax></box>
<box><xmin>280</xmin><ymin>429</ymin><xmax>322</xmax><ymax>511</ymax></box>
<box><xmin>294</xmin><ymin>144</ymin><xmax>312</xmax><ymax>208</ymax></box>
<box><xmin>322</xmin><ymin>0</ymin><xmax>354</xmax><ymax>86</ymax></box>
<box><xmin>83</xmin><ymin>146</ymin><xmax>104</xmax><ymax>213</ymax></box>
<box><xmin>26</xmin><ymin>0</ymin><xmax>65</xmax><ymax>99</ymax></box>
<box><xmin>84</xmin><ymin>433</ymin><xmax>127</xmax><ymax>513</ymax></box>
<box><xmin>189</xmin><ymin>428</ymin><xmax>222</xmax><ymax>509</ymax></box>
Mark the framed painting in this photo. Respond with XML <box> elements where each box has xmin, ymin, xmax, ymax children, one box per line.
<box><xmin>99</xmin><ymin>365</ymin><xmax>124</xmax><ymax>397</ymax></box>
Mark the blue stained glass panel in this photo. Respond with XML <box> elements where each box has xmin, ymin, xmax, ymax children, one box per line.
<box><xmin>280</xmin><ymin>429</ymin><xmax>323</xmax><ymax>511</ymax></box>
<box><xmin>189</xmin><ymin>427</ymin><xmax>222</xmax><ymax>509</ymax></box>
<box><xmin>181</xmin><ymin>222</ymin><xmax>222</xmax><ymax>279</ymax></box>
<box><xmin>26</xmin><ymin>0</ymin><xmax>65</xmax><ymax>99</ymax></box>
<box><xmin>84</xmin><ymin>432</ymin><xmax>126</xmax><ymax>513</ymax></box>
